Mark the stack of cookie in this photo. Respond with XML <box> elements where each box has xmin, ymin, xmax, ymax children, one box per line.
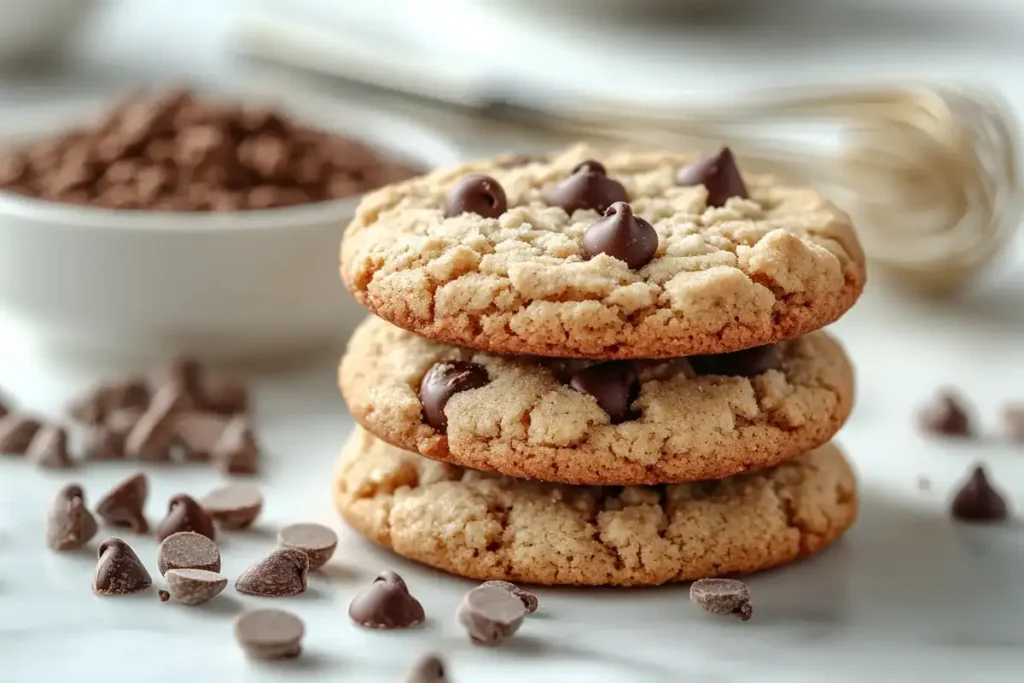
<box><xmin>335</xmin><ymin>145</ymin><xmax>865</xmax><ymax>586</ymax></box>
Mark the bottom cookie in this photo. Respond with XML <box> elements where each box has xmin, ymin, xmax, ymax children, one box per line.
<box><xmin>334</xmin><ymin>428</ymin><xmax>857</xmax><ymax>586</ymax></box>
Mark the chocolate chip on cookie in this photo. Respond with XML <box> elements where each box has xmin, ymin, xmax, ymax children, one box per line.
<box><xmin>419</xmin><ymin>361</ymin><xmax>490</xmax><ymax>431</ymax></box>
<box><xmin>444</xmin><ymin>175</ymin><xmax>507</xmax><ymax>219</ymax></box>
<box><xmin>690</xmin><ymin>577</ymin><xmax>753</xmax><ymax>621</ymax></box>
<box><xmin>676</xmin><ymin>147</ymin><xmax>749</xmax><ymax>208</ymax></box>
<box><xmin>580</xmin><ymin>202</ymin><xmax>658</xmax><ymax>269</ymax></box>
<box><xmin>689</xmin><ymin>344</ymin><xmax>780</xmax><ymax>378</ymax></box>
<box><xmin>951</xmin><ymin>464</ymin><xmax>1009</xmax><ymax>523</ymax></box>
<box><xmin>918</xmin><ymin>391</ymin><xmax>972</xmax><ymax>437</ymax></box>
<box><xmin>548</xmin><ymin>159</ymin><xmax>628</xmax><ymax>214</ymax></box>
<box><xmin>349</xmin><ymin>571</ymin><xmax>425</xmax><ymax>629</ymax></box>
<box><xmin>569</xmin><ymin>361</ymin><xmax>640</xmax><ymax>424</ymax></box>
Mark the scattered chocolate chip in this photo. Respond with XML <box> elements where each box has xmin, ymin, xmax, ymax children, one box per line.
<box><xmin>156</xmin><ymin>357</ymin><xmax>204</xmax><ymax>410</ymax></box>
<box><xmin>156</xmin><ymin>494</ymin><xmax>216</xmax><ymax>542</ymax></box>
<box><xmin>200</xmin><ymin>483</ymin><xmax>263</xmax><ymax>529</ymax></box>
<box><xmin>235</xmin><ymin>609</ymin><xmax>304</xmax><ymax>660</ymax></box>
<box><xmin>125</xmin><ymin>386</ymin><xmax>187</xmax><ymax>460</ymax></box>
<box><xmin>569</xmin><ymin>361</ymin><xmax>640</xmax><ymax>424</ymax></box>
<box><xmin>94</xmin><ymin>537</ymin><xmax>152</xmax><ymax>595</ymax></box>
<box><xmin>580</xmin><ymin>201</ymin><xmax>658</xmax><ymax>269</ymax></box>
<box><xmin>419</xmin><ymin>361</ymin><xmax>490</xmax><ymax>431</ymax></box>
<box><xmin>83</xmin><ymin>425</ymin><xmax>127</xmax><ymax>461</ymax></box>
<box><xmin>689</xmin><ymin>577</ymin><xmax>753</xmax><ymax>621</ymax></box>
<box><xmin>676</xmin><ymin>147</ymin><xmax>749</xmax><ymax>208</ymax></box>
<box><xmin>157</xmin><ymin>530</ymin><xmax>221</xmax><ymax>575</ymax></box>
<box><xmin>689</xmin><ymin>345</ymin><xmax>780</xmax><ymax>378</ymax></box>
<box><xmin>481</xmin><ymin>580</ymin><xmax>539</xmax><ymax>614</ymax></box>
<box><xmin>457</xmin><ymin>584</ymin><xmax>526</xmax><ymax>646</ymax></box>
<box><xmin>548</xmin><ymin>159</ymin><xmax>628</xmax><ymax>214</ymax></box>
<box><xmin>211</xmin><ymin>416</ymin><xmax>260</xmax><ymax>475</ymax></box>
<box><xmin>444</xmin><ymin>175</ymin><xmax>507</xmax><ymax>219</ymax></box>
<box><xmin>69</xmin><ymin>379</ymin><xmax>150</xmax><ymax>426</ymax></box>
<box><xmin>165</xmin><ymin>568</ymin><xmax>228</xmax><ymax>605</ymax></box>
<box><xmin>96</xmin><ymin>472</ymin><xmax>149</xmax><ymax>533</ymax></box>
<box><xmin>277</xmin><ymin>523</ymin><xmax>338</xmax><ymax>572</ymax></box>
<box><xmin>46</xmin><ymin>484</ymin><xmax>99</xmax><ymax>551</ymax></box>
<box><xmin>235</xmin><ymin>547</ymin><xmax>309</xmax><ymax>597</ymax></box>
<box><xmin>173</xmin><ymin>412</ymin><xmax>229</xmax><ymax>461</ymax></box>
<box><xmin>201</xmin><ymin>374</ymin><xmax>249</xmax><ymax>415</ymax></box>
<box><xmin>158</xmin><ymin>589</ymin><xmax>171</xmax><ymax>602</ymax></box>
<box><xmin>951</xmin><ymin>465</ymin><xmax>1009</xmax><ymax>523</ymax></box>
<box><xmin>349</xmin><ymin>571</ymin><xmax>425</xmax><ymax>629</ymax></box>
<box><xmin>26</xmin><ymin>425</ymin><xmax>74</xmax><ymax>469</ymax></box>
<box><xmin>1002</xmin><ymin>403</ymin><xmax>1024</xmax><ymax>443</ymax></box>
<box><xmin>0</xmin><ymin>415</ymin><xmax>43</xmax><ymax>455</ymax></box>
<box><xmin>405</xmin><ymin>654</ymin><xmax>448</xmax><ymax>683</ymax></box>
<box><xmin>919</xmin><ymin>391</ymin><xmax>972</xmax><ymax>437</ymax></box>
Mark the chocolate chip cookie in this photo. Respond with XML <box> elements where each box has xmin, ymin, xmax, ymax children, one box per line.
<box><xmin>341</xmin><ymin>144</ymin><xmax>865</xmax><ymax>359</ymax></box>
<box><xmin>339</xmin><ymin>316</ymin><xmax>854</xmax><ymax>485</ymax></box>
<box><xmin>333</xmin><ymin>428</ymin><xmax>857</xmax><ymax>586</ymax></box>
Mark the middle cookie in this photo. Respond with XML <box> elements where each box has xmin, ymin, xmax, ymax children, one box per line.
<box><xmin>340</xmin><ymin>316</ymin><xmax>853</xmax><ymax>485</ymax></box>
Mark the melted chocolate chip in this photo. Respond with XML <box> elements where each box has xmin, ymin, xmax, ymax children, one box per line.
<box><xmin>689</xmin><ymin>345</ymin><xmax>780</xmax><ymax>378</ymax></box>
<box><xmin>569</xmin><ymin>362</ymin><xmax>640</xmax><ymax>424</ymax></box>
<box><xmin>444</xmin><ymin>175</ymin><xmax>507</xmax><ymax>219</ymax></box>
<box><xmin>419</xmin><ymin>361</ymin><xmax>489</xmax><ymax>431</ymax></box>
<box><xmin>580</xmin><ymin>201</ymin><xmax>658</xmax><ymax>269</ymax></box>
<box><xmin>676</xmin><ymin>147</ymin><xmax>748</xmax><ymax>208</ymax></box>
<box><xmin>951</xmin><ymin>465</ymin><xmax>1009</xmax><ymax>523</ymax></box>
<box><xmin>548</xmin><ymin>159</ymin><xmax>627</xmax><ymax>214</ymax></box>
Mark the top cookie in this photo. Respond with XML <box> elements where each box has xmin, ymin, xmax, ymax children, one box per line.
<box><xmin>341</xmin><ymin>144</ymin><xmax>865</xmax><ymax>359</ymax></box>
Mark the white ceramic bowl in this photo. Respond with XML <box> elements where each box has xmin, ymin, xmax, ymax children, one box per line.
<box><xmin>0</xmin><ymin>95</ymin><xmax>462</xmax><ymax>361</ymax></box>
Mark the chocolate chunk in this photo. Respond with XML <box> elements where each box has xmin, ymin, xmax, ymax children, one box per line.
<box><xmin>676</xmin><ymin>147</ymin><xmax>749</xmax><ymax>208</ymax></box>
<box><xmin>349</xmin><ymin>571</ymin><xmax>425</xmax><ymax>629</ymax></box>
<box><xmin>201</xmin><ymin>374</ymin><xmax>249</xmax><ymax>415</ymax></box>
<box><xmin>96</xmin><ymin>472</ymin><xmax>149</xmax><ymax>533</ymax></box>
<box><xmin>0</xmin><ymin>415</ymin><xmax>43</xmax><ymax>455</ymax></box>
<box><xmin>235</xmin><ymin>547</ymin><xmax>309</xmax><ymax>597</ymax></box>
<box><xmin>689</xmin><ymin>345</ymin><xmax>780</xmax><ymax>378</ymax></box>
<box><xmin>690</xmin><ymin>577</ymin><xmax>753</xmax><ymax>621</ymax></box>
<box><xmin>174</xmin><ymin>412</ymin><xmax>229</xmax><ymax>461</ymax></box>
<box><xmin>444</xmin><ymin>175</ymin><xmax>507</xmax><ymax>219</ymax></box>
<box><xmin>200</xmin><ymin>483</ymin><xmax>263</xmax><ymax>529</ymax></box>
<box><xmin>157</xmin><ymin>531</ymin><xmax>221</xmax><ymax>575</ymax></box>
<box><xmin>548</xmin><ymin>159</ymin><xmax>628</xmax><ymax>214</ymax></box>
<box><xmin>419</xmin><ymin>361</ymin><xmax>489</xmax><ymax>431</ymax></box>
<box><xmin>235</xmin><ymin>609</ymin><xmax>304</xmax><ymax>660</ymax></box>
<box><xmin>919</xmin><ymin>391</ymin><xmax>972</xmax><ymax>437</ymax></box>
<box><xmin>26</xmin><ymin>425</ymin><xmax>74</xmax><ymax>469</ymax></box>
<box><xmin>481</xmin><ymin>580</ymin><xmax>538</xmax><ymax>614</ymax></box>
<box><xmin>951</xmin><ymin>465</ymin><xmax>1009</xmax><ymax>523</ymax></box>
<box><xmin>277</xmin><ymin>523</ymin><xmax>338</xmax><ymax>572</ymax></box>
<box><xmin>125</xmin><ymin>386</ymin><xmax>187</xmax><ymax>460</ymax></box>
<box><xmin>165</xmin><ymin>568</ymin><xmax>228</xmax><ymax>605</ymax></box>
<box><xmin>405</xmin><ymin>654</ymin><xmax>448</xmax><ymax>683</ymax></box>
<box><xmin>457</xmin><ymin>584</ymin><xmax>526</xmax><ymax>645</ymax></box>
<box><xmin>156</xmin><ymin>494</ymin><xmax>216</xmax><ymax>542</ymax></box>
<box><xmin>580</xmin><ymin>202</ymin><xmax>658</xmax><ymax>269</ymax></box>
<box><xmin>211</xmin><ymin>416</ymin><xmax>260</xmax><ymax>475</ymax></box>
<box><xmin>569</xmin><ymin>361</ymin><xmax>640</xmax><ymax>424</ymax></box>
<box><xmin>94</xmin><ymin>537</ymin><xmax>153</xmax><ymax>595</ymax></box>
<box><xmin>46</xmin><ymin>484</ymin><xmax>99</xmax><ymax>551</ymax></box>
<box><xmin>1002</xmin><ymin>403</ymin><xmax>1024</xmax><ymax>443</ymax></box>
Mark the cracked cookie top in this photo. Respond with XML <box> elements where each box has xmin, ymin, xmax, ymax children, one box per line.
<box><xmin>341</xmin><ymin>144</ymin><xmax>865</xmax><ymax>359</ymax></box>
<box><xmin>333</xmin><ymin>428</ymin><xmax>857</xmax><ymax>586</ymax></box>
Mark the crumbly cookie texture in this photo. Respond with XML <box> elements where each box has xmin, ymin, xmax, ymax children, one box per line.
<box><xmin>334</xmin><ymin>428</ymin><xmax>857</xmax><ymax>586</ymax></box>
<box><xmin>341</xmin><ymin>144</ymin><xmax>865</xmax><ymax>359</ymax></box>
<box><xmin>339</xmin><ymin>316</ymin><xmax>854</xmax><ymax>485</ymax></box>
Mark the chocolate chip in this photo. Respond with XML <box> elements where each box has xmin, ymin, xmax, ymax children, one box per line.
<box><xmin>235</xmin><ymin>547</ymin><xmax>309</xmax><ymax>597</ymax></box>
<box><xmin>158</xmin><ymin>589</ymin><xmax>171</xmax><ymax>602</ymax></box>
<box><xmin>444</xmin><ymin>175</ymin><xmax>507</xmax><ymax>219</ymax></box>
<box><xmin>69</xmin><ymin>379</ymin><xmax>150</xmax><ymax>425</ymax></box>
<box><xmin>235</xmin><ymin>609</ymin><xmax>304</xmax><ymax>660</ymax></box>
<box><xmin>580</xmin><ymin>202</ymin><xmax>658</xmax><ymax>269</ymax></box>
<box><xmin>278</xmin><ymin>523</ymin><xmax>338</xmax><ymax>572</ymax></box>
<box><xmin>676</xmin><ymin>147</ymin><xmax>749</xmax><ymax>208</ymax></box>
<box><xmin>201</xmin><ymin>374</ymin><xmax>249</xmax><ymax>415</ymax></box>
<box><xmin>200</xmin><ymin>483</ymin><xmax>263</xmax><ymax>529</ymax></box>
<box><xmin>94</xmin><ymin>537</ymin><xmax>152</xmax><ymax>595</ymax></box>
<box><xmin>0</xmin><ymin>415</ymin><xmax>42</xmax><ymax>455</ymax></box>
<box><xmin>1002</xmin><ymin>403</ymin><xmax>1024</xmax><ymax>443</ymax></box>
<box><xmin>689</xmin><ymin>345</ymin><xmax>780</xmax><ymax>378</ymax></box>
<box><xmin>349</xmin><ymin>571</ymin><xmax>425</xmax><ymax>629</ymax></box>
<box><xmin>919</xmin><ymin>391</ymin><xmax>972</xmax><ymax>437</ymax></box>
<box><xmin>26</xmin><ymin>425</ymin><xmax>73</xmax><ymax>469</ymax></box>
<box><xmin>83</xmin><ymin>426</ymin><xmax>126</xmax><ymax>461</ymax></box>
<box><xmin>156</xmin><ymin>494</ymin><xmax>216</xmax><ymax>542</ymax></box>
<box><xmin>174</xmin><ymin>412</ymin><xmax>229</xmax><ymax>461</ymax></box>
<box><xmin>157</xmin><ymin>531</ymin><xmax>221</xmax><ymax>575</ymax></box>
<box><xmin>481</xmin><ymin>580</ymin><xmax>538</xmax><ymax>614</ymax></box>
<box><xmin>569</xmin><ymin>361</ymin><xmax>640</xmax><ymax>424</ymax></box>
<box><xmin>951</xmin><ymin>465</ymin><xmax>1009</xmax><ymax>523</ymax></box>
<box><xmin>690</xmin><ymin>577</ymin><xmax>753</xmax><ymax>620</ymax></box>
<box><xmin>419</xmin><ymin>361</ymin><xmax>489</xmax><ymax>431</ymax></box>
<box><xmin>96</xmin><ymin>472</ymin><xmax>149</xmax><ymax>534</ymax></box>
<box><xmin>457</xmin><ymin>584</ymin><xmax>526</xmax><ymax>646</ymax></box>
<box><xmin>211</xmin><ymin>416</ymin><xmax>260</xmax><ymax>475</ymax></box>
<box><xmin>164</xmin><ymin>568</ymin><xmax>228</xmax><ymax>605</ymax></box>
<box><xmin>405</xmin><ymin>654</ymin><xmax>448</xmax><ymax>683</ymax></box>
<box><xmin>156</xmin><ymin>357</ymin><xmax>204</xmax><ymax>409</ymax></box>
<box><xmin>125</xmin><ymin>386</ymin><xmax>187</xmax><ymax>460</ymax></box>
<box><xmin>46</xmin><ymin>484</ymin><xmax>99</xmax><ymax>551</ymax></box>
<box><xmin>548</xmin><ymin>159</ymin><xmax>628</xmax><ymax>214</ymax></box>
